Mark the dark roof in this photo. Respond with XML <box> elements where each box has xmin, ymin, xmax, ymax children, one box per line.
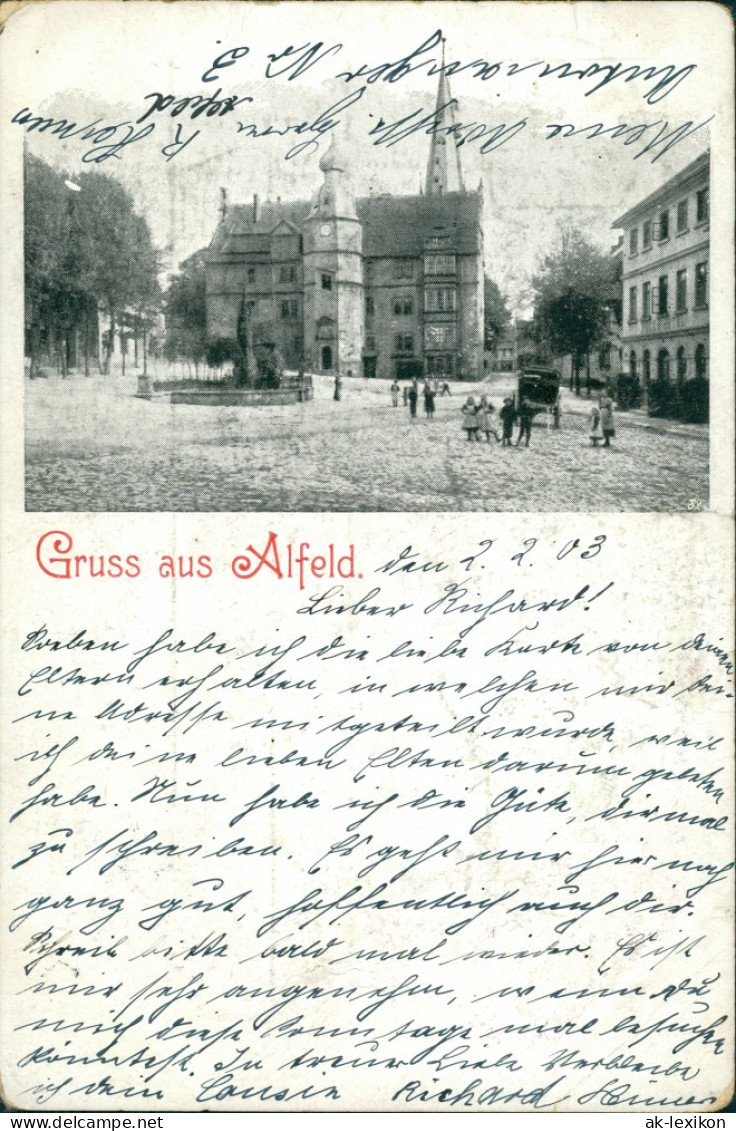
<box><xmin>358</xmin><ymin>192</ymin><xmax>482</xmax><ymax>257</ymax></box>
<box><xmin>208</xmin><ymin>191</ymin><xmax>482</xmax><ymax>259</ymax></box>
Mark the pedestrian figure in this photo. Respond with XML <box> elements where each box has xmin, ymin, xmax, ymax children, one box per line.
<box><xmin>333</xmin><ymin>374</ymin><xmax>342</xmax><ymax>401</ymax></box>
<box><xmin>390</xmin><ymin>380</ymin><xmax>400</xmax><ymax>407</ymax></box>
<box><xmin>441</xmin><ymin>381</ymin><xmax>451</xmax><ymax>396</ymax></box>
<box><xmin>461</xmin><ymin>396</ymin><xmax>479</xmax><ymax>441</ymax></box>
<box><xmin>601</xmin><ymin>396</ymin><xmax>616</xmax><ymax>447</ymax></box>
<box><xmin>408</xmin><ymin>382</ymin><xmax>418</xmax><ymax>419</ymax></box>
<box><xmin>500</xmin><ymin>397</ymin><xmax>516</xmax><ymax>446</ymax></box>
<box><xmin>423</xmin><ymin>381</ymin><xmax>436</xmax><ymax>419</ymax></box>
<box><xmin>403</xmin><ymin>385</ymin><xmax>409</xmax><ymax>406</ymax></box>
<box><xmin>474</xmin><ymin>395</ymin><xmax>486</xmax><ymax>442</ymax></box>
<box><xmin>516</xmin><ymin>398</ymin><xmax>533</xmax><ymax>447</ymax></box>
<box><xmin>589</xmin><ymin>402</ymin><xmax>603</xmax><ymax>446</ymax></box>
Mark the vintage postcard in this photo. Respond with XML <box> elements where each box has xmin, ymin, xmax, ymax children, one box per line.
<box><xmin>0</xmin><ymin>0</ymin><xmax>734</xmax><ymax>1116</ymax></box>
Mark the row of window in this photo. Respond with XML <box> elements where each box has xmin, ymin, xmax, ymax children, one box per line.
<box><xmin>366</xmin><ymin>255</ymin><xmax>457</xmax><ymax>280</ymax></box>
<box><xmin>627</xmin><ymin>262</ymin><xmax>707</xmax><ymax>322</ymax></box>
<box><xmin>628</xmin><ymin>344</ymin><xmax>708</xmax><ymax>382</ymax></box>
<box><xmin>276</xmin><ymin>289</ymin><xmax>459</xmax><ymax>323</ymax></box>
<box><xmin>365</xmin><ymin>295</ymin><xmax>414</xmax><ymax>316</ymax></box>
<box><xmin>248</xmin><ymin>265</ymin><xmax>329</xmax><ymax>288</ymax></box>
<box><xmin>628</xmin><ymin>187</ymin><xmax>709</xmax><ymax>256</ymax></box>
<box><xmin>274</xmin><ymin>318</ymin><xmax>457</xmax><ymax>355</ymax></box>
<box><xmin>363</xmin><ymin>325</ymin><xmax>457</xmax><ymax>355</ymax></box>
<box><xmin>259</xmin><ymin>280</ymin><xmax>459</xmax><ymax>313</ymax></box>
<box><xmin>244</xmin><ymin>255</ymin><xmax>459</xmax><ymax>288</ymax></box>
<box><xmin>367</xmin><ymin>288</ymin><xmax>457</xmax><ymax>317</ymax></box>
<box><xmin>248</xmin><ymin>265</ymin><xmax>298</xmax><ymax>285</ymax></box>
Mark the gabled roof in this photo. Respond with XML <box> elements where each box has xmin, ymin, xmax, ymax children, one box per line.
<box><xmin>209</xmin><ymin>200</ymin><xmax>311</xmax><ymax>255</ymax></box>
<box><xmin>272</xmin><ymin>218</ymin><xmax>303</xmax><ymax>236</ymax></box>
<box><xmin>208</xmin><ymin>190</ymin><xmax>483</xmax><ymax>259</ymax></box>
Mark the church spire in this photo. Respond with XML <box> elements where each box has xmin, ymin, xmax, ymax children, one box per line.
<box><xmin>425</xmin><ymin>38</ymin><xmax>465</xmax><ymax>196</ymax></box>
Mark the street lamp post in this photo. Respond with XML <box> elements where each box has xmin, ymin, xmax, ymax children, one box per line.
<box><xmin>64</xmin><ymin>180</ymin><xmax>85</xmax><ymax>378</ymax></box>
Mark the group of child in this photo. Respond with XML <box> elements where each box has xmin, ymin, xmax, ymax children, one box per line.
<box><xmin>461</xmin><ymin>395</ymin><xmax>533</xmax><ymax>447</ymax></box>
<box><xmin>388</xmin><ymin>380</ymin><xmax>617</xmax><ymax>449</ymax></box>
<box><xmin>461</xmin><ymin>393</ymin><xmax>617</xmax><ymax>448</ymax></box>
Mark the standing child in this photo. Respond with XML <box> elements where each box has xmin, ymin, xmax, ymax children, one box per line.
<box><xmin>500</xmin><ymin>397</ymin><xmax>516</xmax><ymax>446</ymax></box>
<box><xmin>478</xmin><ymin>395</ymin><xmax>500</xmax><ymax>442</ymax></box>
<box><xmin>461</xmin><ymin>396</ymin><xmax>479</xmax><ymax>441</ymax></box>
<box><xmin>601</xmin><ymin>396</ymin><xmax>616</xmax><ymax>447</ymax></box>
<box><xmin>423</xmin><ymin>381</ymin><xmax>436</xmax><ymax>419</ymax></box>
<box><xmin>516</xmin><ymin>398</ymin><xmax>533</xmax><ymax>447</ymax></box>
<box><xmin>390</xmin><ymin>380</ymin><xmax>400</xmax><ymax>407</ymax></box>
<box><xmin>589</xmin><ymin>402</ymin><xmax>603</xmax><ymax>446</ymax></box>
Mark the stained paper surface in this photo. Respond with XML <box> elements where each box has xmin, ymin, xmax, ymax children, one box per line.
<box><xmin>0</xmin><ymin>1</ymin><xmax>734</xmax><ymax>1114</ymax></box>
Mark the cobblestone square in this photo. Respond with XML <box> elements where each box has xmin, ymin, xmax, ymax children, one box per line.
<box><xmin>25</xmin><ymin>372</ymin><xmax>709</xmax><ymax>513</ymax></box>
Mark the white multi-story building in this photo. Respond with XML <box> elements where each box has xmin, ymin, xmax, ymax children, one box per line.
<box><xmin>613</xmin><ymin>150</ymin><xmax>709</xmax><ymax>419</ymax></box>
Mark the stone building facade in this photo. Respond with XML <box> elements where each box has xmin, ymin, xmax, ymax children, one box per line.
<box><xmin>613</xmin><ymin>151</ymin><xmax>709</xmax><ymax>418</ymax></box>
<box><xmin>205</xmin><ymin>71</ymin><xmax>484</xmax><ymax>382</ymax></box>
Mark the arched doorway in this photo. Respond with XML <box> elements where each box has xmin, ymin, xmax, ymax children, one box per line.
<box><xmin>657</xmin><ymin>348</ymin><xmax>669</xmax><ymax>383</ymax></box>
<box><xmin>629</xmin><ymin>350</ymin><xmax>637</xmax><ymax>379</ymax></box>
<box><xmin>687</xmin><ymin>343</ymin><xmax>709</xmax><ymax>422</ymax></box>
<box><xmin>695</xmin><ymin>343</ymin><xmax>707</xmax><ymax>380</ymax></box>
<box><xmin>677</xmin><ymin>346</ymin><xmax>687</xmax><ymax>382</ymax></box>
<box><xmin>316</xmin><ymin>316</ymin><xmax>335</xmax><ymax>373</ymax></box>
<box><xmin>642</xmin><ymin>349</ymin><xmax>651</xmax><ymax>385</ymax></box>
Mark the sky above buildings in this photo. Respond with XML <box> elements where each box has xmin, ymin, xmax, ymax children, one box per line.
<box><xmin>12</xmin><ymin>1</ymin><xmax>720</xmax><ymax>317</ymax></box>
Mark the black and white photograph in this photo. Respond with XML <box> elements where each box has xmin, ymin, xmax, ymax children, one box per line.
<box><xmin>18</xmin><ymin>3</ymin><xmax>719</xmax><ymax>512</ymax></box>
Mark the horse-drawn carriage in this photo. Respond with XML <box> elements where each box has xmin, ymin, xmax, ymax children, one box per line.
<box><xmin>516</xmin><ymin>366</ymin><xmax>562</xmax><ymax>427</ymax></box>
